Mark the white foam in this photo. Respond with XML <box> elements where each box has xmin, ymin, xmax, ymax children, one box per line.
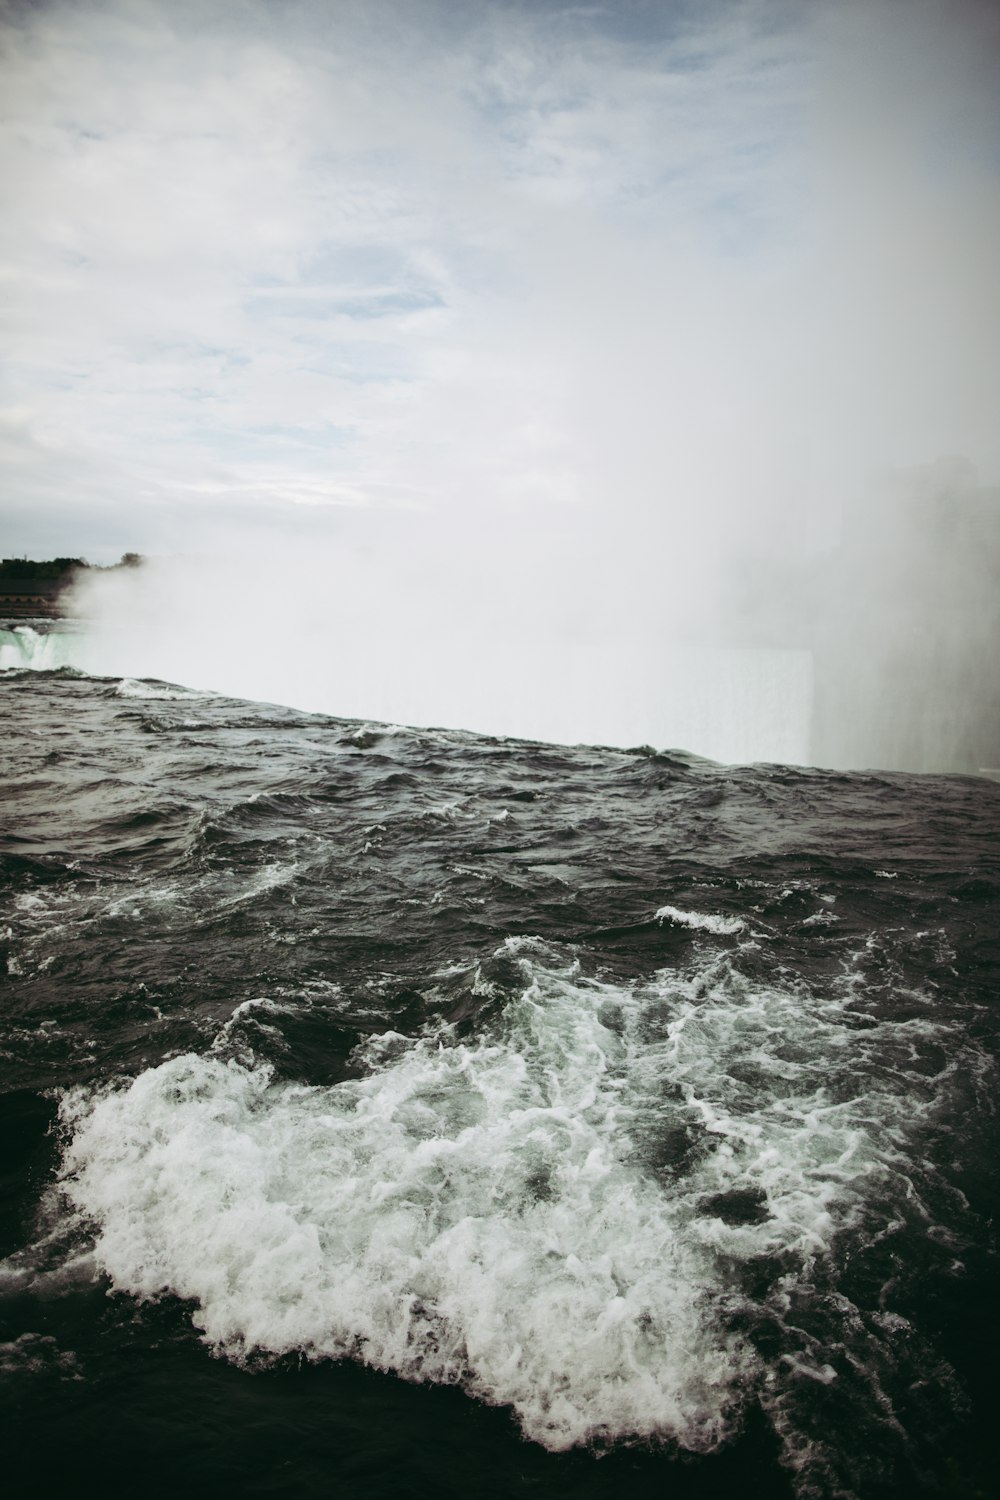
<box><xmin>113</xmin><ymin>678</ymin><xmax>213</xmax><ymax>701</ymax></box>
<box><xmin>53</xmin><ymin>939</ymin><xmax>963</xmax><ymax>1472</ymax></box>
<box><xmin>654</xmin><ymin>905</ymin><xmax>745</xmax><ymax>935</ymax></box>
<box><xmin>0</xmin><ymin>1332</ymin><xmax>80</xmax><ymax>1379</ymax></box>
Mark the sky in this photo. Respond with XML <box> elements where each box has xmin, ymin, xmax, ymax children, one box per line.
<box><xmin>2</xmin><ymin>0</ymin><xmax>999</xmax><ymax>757</ymax></box>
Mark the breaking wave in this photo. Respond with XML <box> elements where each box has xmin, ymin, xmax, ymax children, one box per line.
<box><xmin>56</xmin><ymin>938</ymin><xmax>977</xmax><ymax>1492</ymax></box>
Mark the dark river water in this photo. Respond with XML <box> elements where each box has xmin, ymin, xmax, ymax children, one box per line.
<box><xmin>2</xmin><ymin>665</ymin><xmax>999</xmax><ymax>1499</ymax></box>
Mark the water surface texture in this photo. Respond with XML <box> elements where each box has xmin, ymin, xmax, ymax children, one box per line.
<box><xmin>2</xmin><ymin>667</ymin><xmax>999</xmax><ymax>1499</ymax></box>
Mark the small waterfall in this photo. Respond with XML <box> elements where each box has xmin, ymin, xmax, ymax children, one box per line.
<box><xmin>0</xmin><ymin>624</ymin><xmax>83</xmax><ymax>672</ymax></box>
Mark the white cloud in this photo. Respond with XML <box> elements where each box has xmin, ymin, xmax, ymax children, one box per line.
<box><xmin>0</xmin><ymin>0</ymin><xmax>813</xmax><ymax>549</ymax></box>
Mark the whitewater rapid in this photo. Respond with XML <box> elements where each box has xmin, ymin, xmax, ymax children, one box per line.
<box><xmin>53</xmin><ymin>934</ymin><xmax>971</xmax><ymax>1488</ymax></box>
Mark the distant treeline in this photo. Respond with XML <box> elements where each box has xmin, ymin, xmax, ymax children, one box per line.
<box><xmin>0</xmin><ymin>554</ymin><xmax>144</xmax><ymax>579</ymax></box>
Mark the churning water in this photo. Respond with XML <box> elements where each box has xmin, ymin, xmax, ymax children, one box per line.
<box><xmin>2</xmin><ymin>662</ymin><xmax>999</xmax><ymax>1499</ymax></box>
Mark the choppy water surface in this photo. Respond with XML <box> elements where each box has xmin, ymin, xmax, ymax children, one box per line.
<box><xmin>2</xmin><ymin>666</ymin><xmax>999</xmax><ymax>1499</ymax></box>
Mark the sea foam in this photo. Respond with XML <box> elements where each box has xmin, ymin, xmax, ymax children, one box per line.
<box><xmin>113</xmin><ymin>678</ymin><xmax>213</xmax><ymax>701</ymax></box>
<box><xmin>654</xmin><ymin>905</ymin><xmax>746</xmax><ymax>936</ymax></box>
<box><xmin>56</xmin><ymin>939</ymin><xmax>961</xmax><ymax>1477</ymax></box>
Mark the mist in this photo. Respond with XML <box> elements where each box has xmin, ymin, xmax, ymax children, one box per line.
<box><xmin>4</xmin><ymin>0</ymin><xmax>999</xmax><ymax>769</ymax></box>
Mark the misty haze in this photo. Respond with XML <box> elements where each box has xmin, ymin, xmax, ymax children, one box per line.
<box><xmin>27</xmin><ymin>451</ymin><xmax>992</xmax><ymax>772</ymax></box>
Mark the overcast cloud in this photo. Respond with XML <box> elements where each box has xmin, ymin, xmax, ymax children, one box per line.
<box><xmin>5</xmin><ymin>1</ymin><xmax>997</xmax><ymax>543</ymax></box>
